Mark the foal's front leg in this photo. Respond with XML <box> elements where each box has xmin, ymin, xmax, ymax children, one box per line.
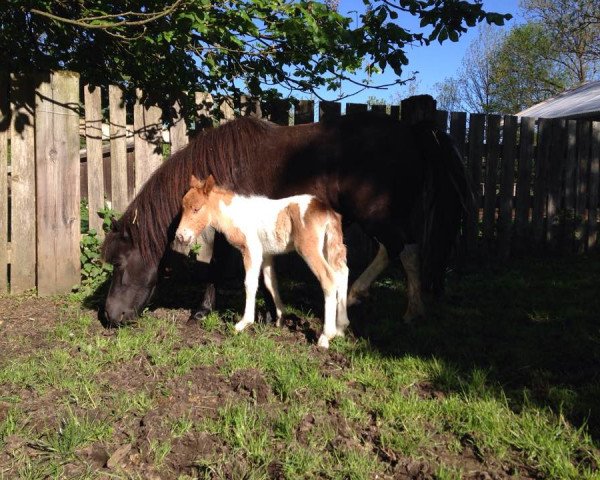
<box><xmin>234</xmin><ymin>250</ymin><xmax>262</xmax><ymax>332</ymax></box>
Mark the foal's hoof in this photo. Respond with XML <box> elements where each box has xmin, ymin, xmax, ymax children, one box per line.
<box><xmin>317</xmin><ymin>335</ymin><xmax>330</xmax><ymax>349</ymax></box>
<box><xmin>188</xmin><ymin>307</ymin><xmax>212</xmax><ymax>324</ymax></box>
<box><xmin>234</xmin><ymin>320</ymin><xmax>252</xmax><ymax>332</ymax></box>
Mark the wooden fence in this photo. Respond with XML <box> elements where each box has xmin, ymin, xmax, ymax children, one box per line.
<box><xmin>1</xmin><ymin>70</ymin><xmax>599</xmax><ymax>295</ymax></box>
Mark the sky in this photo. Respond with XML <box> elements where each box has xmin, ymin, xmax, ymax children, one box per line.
<box><xmin>316</xmin><ymin>0</ymin><xmax>524</xmax><ymax>103</ymax></box>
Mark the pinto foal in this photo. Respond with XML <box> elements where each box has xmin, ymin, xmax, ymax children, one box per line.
<box><xmin>175</xmin><ymin>175</ymin><xmax>349</xmax><ymax>348</ymax></box>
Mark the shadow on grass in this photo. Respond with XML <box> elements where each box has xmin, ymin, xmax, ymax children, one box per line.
<box><xmin>348</xmin><ymin>253</ymin><xmax>600</xmax><ymax>443</ymax></box>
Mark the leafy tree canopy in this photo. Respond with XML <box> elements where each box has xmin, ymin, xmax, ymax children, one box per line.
<box><xmin>1</xmin><ymin>0</ymin><xmax>510</xmax><ymax>105</ymax></box>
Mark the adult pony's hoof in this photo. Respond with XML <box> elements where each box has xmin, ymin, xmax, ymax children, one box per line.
<box><xmin>317</xmin><ymin>334</ymin><xmax>330</xmax><ymax>349</ymax></box>
<box><xmin>187</xmin><ymin>307</ymin><xmax>212</xmax><ymax>324</ymax></box>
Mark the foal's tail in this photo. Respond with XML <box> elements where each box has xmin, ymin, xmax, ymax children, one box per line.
<box><xmin>417</xmin><ymin>126</ymin><xmax>472</xmax><ymax>296</ymax></box>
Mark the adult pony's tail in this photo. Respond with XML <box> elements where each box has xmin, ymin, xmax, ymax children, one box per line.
<box><xmin>416</xmin><ymin>125</ymin><xmax>472</xmax><ymax>296</ymax></box>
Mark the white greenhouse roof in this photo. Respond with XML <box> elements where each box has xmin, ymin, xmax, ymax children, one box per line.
<box><xmin>516</xmin><ymin>81</ymin><xmax>600</xmax><ymax>119</ymax></box>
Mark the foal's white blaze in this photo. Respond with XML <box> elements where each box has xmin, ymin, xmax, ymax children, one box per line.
<box><xmin>177</xmin><ymin>227</ymin><xmax>196</xmax><ymax>245</ymax></box>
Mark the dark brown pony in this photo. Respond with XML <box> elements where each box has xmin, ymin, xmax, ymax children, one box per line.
<box><xmin>101</xmin><ymin>111</ymin><xmax>468</xmax><ymax>326</ymax></box>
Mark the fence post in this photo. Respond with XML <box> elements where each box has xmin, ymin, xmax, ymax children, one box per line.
<box><xmin>400</xmin><ymin>94</ymin><xmax>436</xmax><ymax>123</ymax></box>
<box><xmin>497</xmin><ymin>115</ymin><xmax>518</xmax><ymax>260</ymax></box>
<box><xmin>466</xmin><ymin>113</ymin><xmax>485</xmax><ymax>254</ymax></box>
<box><xmin>169</xmin><ymin>95</ymin><xmax>189</xmax><ymax>154</ymax></box>
<box><xmin>195</xmin><ymin>92</ymin><xmax>214</xmax><ymax>132</ymax></box>
<box><xmin>35</xmin><ymin>71</ymin><xmax>81</xmax><ymax>294</ymax></box>
<box><xmin>514</xmin><ymin>117</ymin><xmax>535</xmax><ymax>252</ymax></box>
<box><xmin>532</xmin><ymin>118</ymin><xmax>552</xmax><ymax>246</ymax></box>
<box><xmin>575</xmin><ymin>120</ymin><xmax>591</xmax><ymax>253</ymax></box>
<box><xmin>134</xmin><ymin>88</ymin><xmax>163</xmax><ymax>195</ymax></box>
<box><xmin>319</xmin><ymin>101</ymin><xmax>341</xmax><ymax>121</ymax></box>
<box><xmin>0</xmin><ymin>74</ymin><xmax>8</xmax><ymax>293</ymax></box>
<box><xmin>546</xmin><ymin>119</ymin><xmax>566</xmax><ymax>250</ymax></box>
<box><xmin>294</xmin><ymin>100</ymin><xmax>314</xmax><ymax>125</ymax></box>
<box><xmin>483</xmin><ymin>114</ymin><xmax>501</xmax><ymax>252</ymax></box>
<box><xmin>9</xmin><ymin>73</ymin><xmax>37</xmax><ymax>294</ymax></box>
<box><xmin>109</xmin><ymin>85</ymin><xmax>129</xmax><ymax>213</ymax></box>
<box><xmin>84</xmin><ymin>84</ymin><xmax>105</xmax><ymax>239</ymax></box>
<box><xmin>587</xmin><ymin>122</ymin><xmax>600</xmax><ymax>251</ymax></box>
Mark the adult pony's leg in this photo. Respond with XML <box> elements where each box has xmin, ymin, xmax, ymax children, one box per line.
<box><xmin>400</xmin><ymin>243</ymin><xmax>425</xmax><ymax>323</ymax></box>
<box><xmin>347</xmin><ymin>242</ymin><xmax>389</xmax><ymax>306</ymax></box>
<box><xmin>261</xmin><ymin>255</ymin><xmax>285</xmax><ymax>327</ymax></box>
<box><xmin>185</xmin><ymin>227</ymin><xmax>217</xmax><ymax>321</ymax></box>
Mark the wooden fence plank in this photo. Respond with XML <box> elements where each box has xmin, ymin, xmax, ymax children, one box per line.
<box><xmin>0</xmin><ymin>74</ymin><xmax>7</xmax><ymax>292</ymax></box>
<box><xmin>466</xmin><ymin>113</ymin><xmax>485</xmax><ymax>253</ymax></box>
<box><xmin>390</xmin><ymin>104</ymin><xmax>400</xmax><ymax>120</ymax></box>
<box><xmin>240</xmin><ymin>95</ymin><xmax>262</xmax><ymax>118</ymax></box>
<box><xmin>169</xmin><ymin>96</ymin><xmax>188</xmax><ymax>154</ymax></box>
<box><xmin>497</xmin><ymin>115</ymin><xmax>518</xmax><ymax>259</ymax></box>
<box><xmin>370</xmin><ymin>104</ymin><xmax>386</xmax><ymax>115</ymax></box>
<box><xmin>346</xmin><ymin>103</ymin><xmax>367</xmax><ymax>114</ymax></box>
<box><xmin>294</xmin><ymin>100</ymin><xmax>314</xmax><ymax>125</ymax></box>
<box><xmin>219</xmin><ymin>96</ymin><xmax>235</xmax><ymax>124</ymax></box>
<box><xmin>483</xmin><ymin>114</ymin><xmax>501</xmax><ymax>249</ymax></box>
<box><xmin>546</xmin><ymin>119</ymin><xmax>566</xmax><ymax>249</ymax></box>
<box><xmin>587</xmin><ymin>121</ymin><xmax>600</xmax><ymax>250</ymax></box>
<box><xmin>194</xmin><ymin>92</ymin><xmax>214</xmax><ymax>131</ymax></box>
<box><xmin>134</xmin><ymin>89</ymin><xmax>163</xmax><ymax>195</ymax></box>
<box><xmin>84</xmin><ymin>85</ymin><xmax>105</xmax><ymax>239</ymax></box>
<box><xmin>263</xmin><ymin>99</ymin><xmax>289</xmax><ymax>126</ymax></box>
<box><xmin>9</xmin><ymin>73</ymin><xmax>36</xmax><ymax>293</ymax></box>
<box><xmin>436</xmin><ymin>110</ymin><xmax>449</xmax><ymax>132</ymax></box>
<box><xmin>514</xmin><ymin>117</ymin><xmax>535</xmax><ymax>249</ymax></box>
<box><xmin>319</xmin><ymin>101</ymin><xmax>341</xmax><ymax>121</ymax></box>
<box><xmin>563</xmin><ymin>120</ymin><xmax>578</xmax><ymax>252</ymax></box>
<box><xmin>575</xmin><ymin>120</ymin><xmax>591</xmax><ymax>253</ymax></box>
<box><xmin>532</xmin><ymin>117</ymin><xmax>552</xmax><ymax>245</ymax></box>
<box><xmin>450</xmin><ymin>112</ymin><xmax>467</xmax><ymax>162</ymax></box>
<box><xmin>35</xmin><ymin>71</ymin><xmax>81</xmax><ymax>294</ymax></box>
<box><xmin>108</xmin><ymin>85</ymin><xmax>128</xmax><ymax>213</ymax></box>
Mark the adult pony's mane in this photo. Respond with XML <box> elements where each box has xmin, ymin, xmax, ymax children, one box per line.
<box><xmin>101</xmin><ymin>116</ymin><xmax>276</xmax><ymax>266</ymax></box>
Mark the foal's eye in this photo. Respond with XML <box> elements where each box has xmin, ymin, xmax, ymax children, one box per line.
<box><xmin>193</xmin><ymin>207</ymin><xmax>200</xmax><ymax>214</ymax></box>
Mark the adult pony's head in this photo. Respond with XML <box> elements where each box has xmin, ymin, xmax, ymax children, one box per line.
<box><xmin>100</xmin><ymin>118</ymin><xmax>274</xmax><ymax>326</ymax></box>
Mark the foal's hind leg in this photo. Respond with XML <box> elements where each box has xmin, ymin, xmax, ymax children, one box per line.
<box><xmin>400</xmin><ymin>243</ymin><xmax>425</xmax><ymax>323</ymax></box>
<box><xmin>261</xmin><ymin>256</ymin><xmax>285</xmax><ymax>326</ymax></box>
<box><xmin>334</xmin><ymin>263</ymin><xmax>350</xmax><ymax>337</ymax></box>
<box><xmin>348</xmin><ymin>242</ymin><xmax>389</xmax><ymax>306</ymax></box>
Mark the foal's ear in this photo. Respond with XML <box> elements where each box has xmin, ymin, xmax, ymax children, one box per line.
<box><xmin>204</xmin><ymin>174</ymin><xmax>216</xmax><ymax>194</ymax></box>
<box><xmin>190</xmin><ymin>174</ymin><xmax>202</xmax><ymax>189</ymax></box>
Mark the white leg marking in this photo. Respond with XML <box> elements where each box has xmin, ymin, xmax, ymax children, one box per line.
<box><xmin>235</xmin><ymin>251</ymin><xmax>262</xmax><ymax>332</ymax></box>
<box><xmin>348</xmin><ymin>242</ymin><xmax>389</xmax><ymax>306</ymax></box>
<box><xmin>400</xmin><ymin>243</ymin><xmax>425</xmax><ymax>323</ymax></box>
<box><xmin>318</xmin><ymin>286</ymin><xmax>338</xmax><ymax>349</ymax></box>
<box><xmin>335</xmin><ymin>264</ymin><xmax>350</xmax><ymax>337</ymax></box>
<box><xmin>261</xmin><ymin>256</ymin><xmax>284</xmax><ymax>326</ymax></box>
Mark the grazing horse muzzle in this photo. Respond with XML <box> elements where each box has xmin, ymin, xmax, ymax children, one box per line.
<box><xmin>175</xmin><ymin>228</ymin><xmax>195</xmax><ymax>245</ymax></box>
<box><xmin>103</xmin><ymin>300</ymin><xmax>138</xmax><ymax>327</ymax></box>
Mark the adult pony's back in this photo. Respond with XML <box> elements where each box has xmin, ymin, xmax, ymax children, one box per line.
<box><xmin>101</xmin><ymin>112</ymin><xmax>468</xmax><ymax>326</ymax></box>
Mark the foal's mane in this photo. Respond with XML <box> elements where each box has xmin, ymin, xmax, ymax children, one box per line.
<box><xmin>101</xmin><ymin>116</ymin><xmax>276</xmax><ymax>265</ymax></box>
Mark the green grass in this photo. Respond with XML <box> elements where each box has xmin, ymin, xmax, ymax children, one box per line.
<box><xmin>0</xmin><ymin>254</ymin><xmax>599</xmax><ymax>478</ymax></box>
